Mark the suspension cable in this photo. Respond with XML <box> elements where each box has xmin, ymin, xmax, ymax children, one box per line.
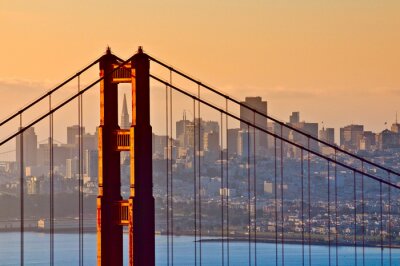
<box><xmin>388</xmin><ymin>171</ymin><xmax>392</xmax><ymax>266</ymax></box>
<box><xmin>308</xmin><ymin>138</ymin><xmax>311</xmax><ymax>266</ymax></box>
<box><xmin>49</xmin><ymin>94</ymin><xmax>54</xmax><ymax>266</ymax></box>
<box><xmin>169</xmin><ymin>70</ymin><xmax>174</xmax><ymax>266</ymax></box>
<box><xmin>147</xmin><ymin>55</ymin><xmax>400</xmax><ymax>180</ymax></box>
<box><xmin>149</xmin><ymin>75</ymin><xmax>400</xmax><ymax>188</ymax></box>
<box><xmin>165</xmin><ymin>84</ymin><xmax>170</xmax><ymax>266</ymax></box>
<box><xmin>0</xmin><ymin>58</ymin><xmax>100</xmax><ymax>128</ymax></box>
<box><xmin>247</xmin><ymin>125</ymin><xmax>251</xmax><ymax>266</ymax></box>
<box><xmin>353</xmin><ymin>171</ymin><xmax>357</xmax><ymax>266</ymax></box>
<box><xmin>361</xmin><ymin>162</ymin><xmax>365</xmax><ymax>266</ymax></box>
<box><xmin>328</xmin><ymin>160</ymin><xmax>331</xmax><ymax>266</ymax></box>
<box><xmin>220</xmin><ymin>112</ymin><xmax>224</xmax><ymax>266</ymax></box>
<box><xmin>280</xmin><ymin>125</ymin><xmax>284</xmax><ymax>266</ymax></box>
<box><xmin>274</xmin><ymin>138</ymin><xmax>278</xmax><ymax>266</ymax></box>
<box><xmin>2</xmin><ymin>56</ymin><xmax>134</xmax><ymax>148</ymax></box>
<box><xmin>334</xmin><ymin>150</ymin><xmax>338</xmax><ymax>266</ymax></box>
<box><xmin>193</xmin><ymin>98</ymin><xmax>197</xmax><ymax>266</ymax></box>
<box><xmin>301</xmin><ymin>148</ymin><xmax>304</xmax><ymax>266</ymax></box>
<box><xmin>380</xmin><ymin>181</ymin><xmax>383</xmax><ymax>266</ymax></box>
<box><xmin>253</xmin><ymin>112</ymin><xmax>257</xmax><ymax>266</ymax></box>
<box><xmin>78</xmin><ymin>75</ymin><xmax>84</xmax><ymax>266</ymax></box>
<box><xmin>19</xmin><ymin>113</ymin><xmax>24</xmax><ymax>266</ymax></box>
<box><xmin>198</xmin><ymin>84</ymin><xmax>202</xmax><ymax>266</ymax></box>
<box><xmin>225</xmin><ymin>98</ymin><xmax>230</xmax><ymax>266</ymax></box>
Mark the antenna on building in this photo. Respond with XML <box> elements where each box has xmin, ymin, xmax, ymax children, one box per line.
<box><xmin>396</xmin><ymin>111</ymin><xmax>398</xmax><ymax>124</ymax></box>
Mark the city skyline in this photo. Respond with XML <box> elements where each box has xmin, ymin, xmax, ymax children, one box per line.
<box><xmin>1</xmin><ymin>1</ymin><xmax>400</xmax><ymax>135</ymax></box>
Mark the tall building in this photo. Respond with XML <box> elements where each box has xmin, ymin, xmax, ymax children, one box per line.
<box><xmin>203</xmin><ymin>131</ymin><xmax>219</xmax><ymax>153</ymax></box>
<box><xmin>289</xmin><ymin>112</ymin><xmax>300</xmax><ymax>124</ymax></box>
<box><xmin>377</xmin><ymin>129</ymin><xmax>400</xmax><ymax>150</ymax></box>
<box><xmin>287</xmin><ymin>112</ymin><xmax>318</xmax><ymax>151</ymax></box>
<box><xmin>16</xmin><ymin>127</ymin><xmax>38</xmax><ymax>168</ymax></box>
<box><xmin>240</xmin><ymin>97</ymin><xmax>268</xmax><ymax>152</ymax></box>
<box><xmin>240</xmin><ymin>97</ymin><xmax>268</xmax><ymax>129</ymax></box>
<box><xmin>340</xmin><ymin>125</ymin><xmax>364</xmax><ymax>150</ymax></box>
<box><xmin>227</xmin><ymin>128</ymin><xmax>239</xmax><ymax>155</ymax></box>
<box><xmin>120</xmin><ymin>93</ymin><xmax>130</xmax><ymax>129</ymax></box>
<box><xmin>319</xmin><ymin>127</ymin><xmax>335</xmax><ymax>145</ymax></box>
<box><xmin>67</xmin><ymin>125</ymin><xmax>85</xmax><ymax>145</ymax></box>
<box><xmin>84</xmin><ymin>149</ymin><xmax>98</xmax><ymax>183</ymax></box>
<box><xmin>66</xmin><ymin>157</ymin><xmax>79</xmax><ymax>179</ymax></box>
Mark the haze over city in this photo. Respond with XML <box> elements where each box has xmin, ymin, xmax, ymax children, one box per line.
<box><xmin>1</xmin><ymin>1</ymin><xmax>400</xmax><ymax>135</ymax></box>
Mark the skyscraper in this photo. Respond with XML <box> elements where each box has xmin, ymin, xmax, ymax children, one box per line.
<box><xmin>67</xmin><ymin>125</ymin><xmax>85</xmax><ymax>145</ymax></box>
<box><xmin>120</xmin><ymin>93</ymin><xmax>130</xmax><ymax>129</ymax></box>
<box><xmin>240</xmin><ymin>97</ymin><xmax>268</xmax><ymax>153</ymax></box>
<box><xmin>319</xmin><ymin>127</ymin><xmax>335</xmax><ymax>145</ymax></box>
<box><xmin>289</xmin><ymin>112</ymin><xmax>300</xmax><ymax>124</ymax></box>
<box><xmin>340</xmin><ymin>125</ymin><xmax>364</xmax><ymax>150</ymax></box>
<box><xmin>16</xmin><ymin>127</ymin><xmax>38</xmax><ymax>168</ymax></box>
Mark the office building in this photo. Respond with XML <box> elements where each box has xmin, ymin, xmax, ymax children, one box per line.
<box><xmin>16</xmin><ymin>127</ymin><xmax>38</xmax><ymax>168</ymax></box>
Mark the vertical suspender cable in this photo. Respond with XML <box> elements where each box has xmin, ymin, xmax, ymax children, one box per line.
<box><xmin>226</xmin><ymin>99</ymin><xmax>230</xmax><ymax>266</ymax></box>
<box><xmin>361</xmin><ymin>162</ymin><xmax>365</xmax><ymax>266</ymax></box>
<box><xmin>165</xmin><ymin>84</ymin><xmax>170</xmax><ymax>266</ymax></box>
<box><xmin>301</xmin><ymin>149</ymin><xmax>304</xmax><ymax>266</ymax></box>
<box><xmin>169</xmin><ymin>70</ymin><xmax>174</xmax><ymax>266</ymax></box>
<box><xmin>78</xmin><ymin>75</ymin><xmax>83</xmax><ymax>266</ymax></box>
<box><xmin>388</xmin><ymin>172</ymin><xmax>392</xmax><ymax>266</ymax></box>
<box><xmin>274</xmin><ymin>138</ymin><xmax>278</xmax><ymax>266</ymax></box>
<box><xmin>328</xmin><ymin>160</ymin><xmax>331</xmax><ymax>266</ymax></box>
<box><xmin>49</xmin><ymin>95</ymin><xmax>54</xmax><ymax>266</ymax></box>
<box><xmin>334</xmin><ymin>150</ymin><xmax>338</xmax><ymax>266</ymax></box>
<box><xmin>220</xmin><ymin>112</ymin><xmax>224</xmax><ymax>266</ymax></box>
<box><xmin>307</xmin><ymin>138</ymin><xmax>311</xmax><ymax>266</ymax></box>
<box><xmin>198</xmin><ymin>84</ymin><xmax>202</xmax><ymax>266</ymax></box>
<box><xmin>253</xmin><ymin>112</ymin><xmax>257</xmax><ymax>266</ymax></box>
<box><xmin>193</xmin><ymin>98</ymin><xmax>197</xmax><ymax>266</ymax></box>
<box><xmin>380</xmin><ymin>181</ymin><xmax>383</xmax><ymax>266</ymax></box>
<box><xmin>19</xmin><ymin>113</ymin><xmax>24</xmax><ymax>266</ymax></box>
<box><xmin>247</xmin><ymin>124</ymin><xmax>251</xmax><ymax>266</ymax></box>
<box><xmin>353</xmin><ymin>171</ymin><xmax>357</xmax><ymax>266</ymax></box>
<box><xmin>280</xmin><ymin>125</ymin><xmax>284</xmax><ymax>266</ymax></box>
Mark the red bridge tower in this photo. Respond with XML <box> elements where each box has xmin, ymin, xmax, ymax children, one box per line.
<box><xmin>97</xmin><ymin>47</ymin><xmax>155</xmax><ymax>266</ymax></box>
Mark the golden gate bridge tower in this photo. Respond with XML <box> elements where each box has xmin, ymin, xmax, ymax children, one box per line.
<box><xmin>97</xmin><ymin>47</ymin><xmax>155</xmax><ymax>266</ymax></box>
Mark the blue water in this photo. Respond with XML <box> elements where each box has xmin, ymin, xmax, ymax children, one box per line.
<box><xmin>0</xmin><ymin>232</ymin><xmax>399</xmax><ymax>265</ymax></box>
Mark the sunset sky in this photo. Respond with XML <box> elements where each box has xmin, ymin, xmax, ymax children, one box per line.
<box><xmin>1</xmin><ymin>1</ymin><xmax>400</xmax><ymax>138</ymax></box>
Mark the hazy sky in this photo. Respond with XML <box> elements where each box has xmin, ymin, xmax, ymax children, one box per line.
<box><xmin>1</xmin><ymin>0</ymin><xmax>400</xmax><ymax>138</ymax></box>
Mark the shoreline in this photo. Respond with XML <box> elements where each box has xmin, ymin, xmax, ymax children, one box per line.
<box><xmin>1</xmin><ymin>229</ymin><xmax>398</xmax><ymax>249</ymax></box>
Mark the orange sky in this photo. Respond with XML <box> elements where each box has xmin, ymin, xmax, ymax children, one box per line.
<box><xmin>1</xmin><ymin>0</ymin><xmax>399</xmax><ymax>137</ymax></box>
